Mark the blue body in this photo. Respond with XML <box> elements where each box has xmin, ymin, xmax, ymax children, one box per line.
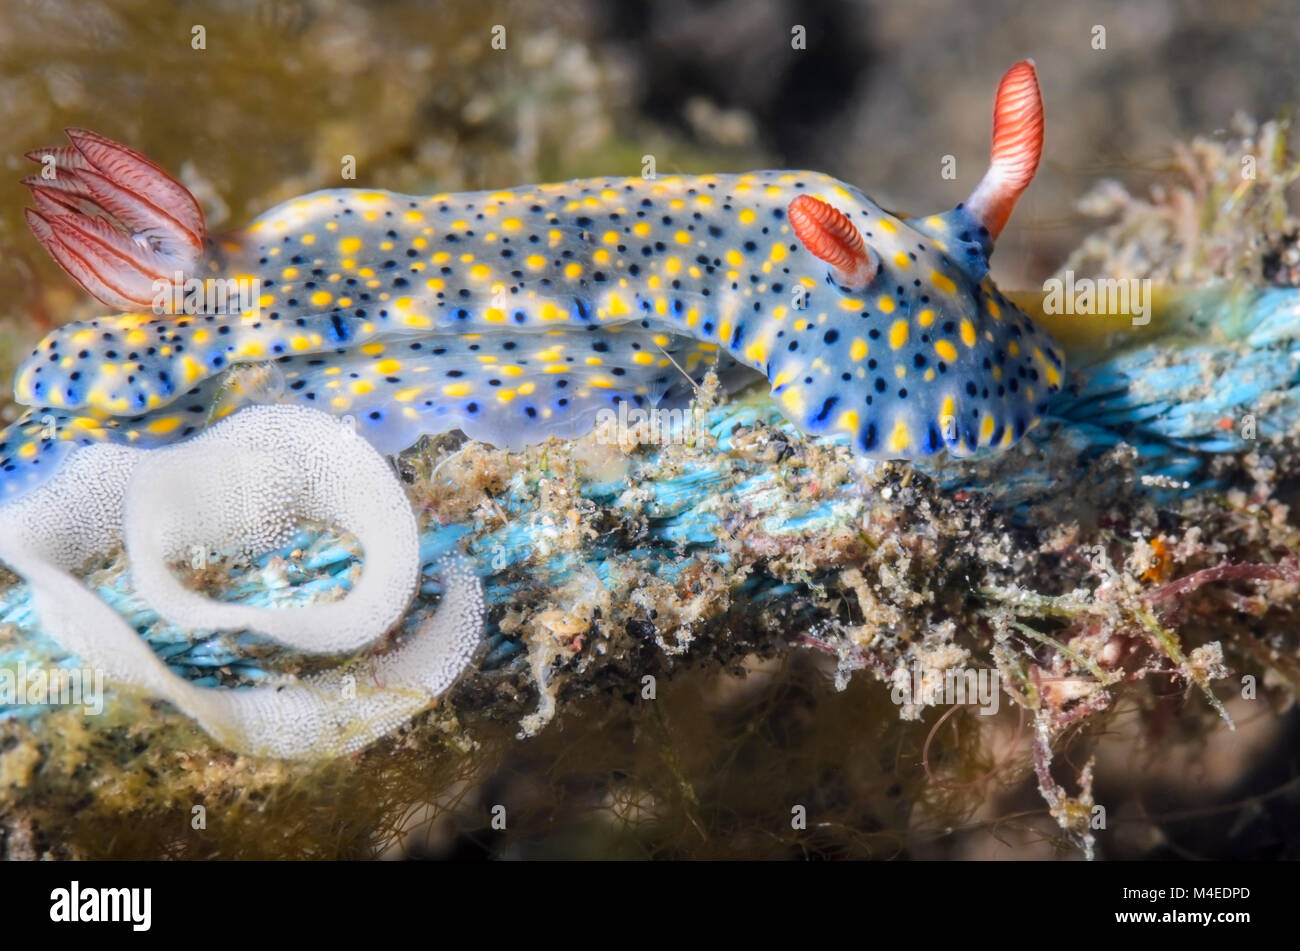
<box><xmin>0</xmin><ymin>169</ymin><xmax>1065</xmax><ymax>499</ymax></box>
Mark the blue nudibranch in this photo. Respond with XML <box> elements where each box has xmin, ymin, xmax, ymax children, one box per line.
<box><xmin>2</xmin><ymin>60</ymin><xmax>1062</xmax><ymax>499</ymax></box>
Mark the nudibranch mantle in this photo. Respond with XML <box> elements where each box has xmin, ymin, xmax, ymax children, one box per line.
<box><xmin>3</xmin><ymin>61</ymin><xmax>1062</xmax><ymax>500</ymax></box>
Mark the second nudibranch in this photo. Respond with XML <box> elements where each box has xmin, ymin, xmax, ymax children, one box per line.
<box><xmin>2</xmin><ymin>60</ymin><xmax>1062</xmax><ymax>499</ymax></box>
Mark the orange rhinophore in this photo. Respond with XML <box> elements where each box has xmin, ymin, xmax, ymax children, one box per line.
<box><xmin>965</xmin><ymin>59</ymin><xmax>1044</xmax><ymax>239</ymax></box>
<box><xmin>23</xmin><ymin>128</ymin><xmax>207</xmax><ymax>312</ymax></box>
<box><xmin>786</xmin><ymin>193</ymin><xmax>878</xmax><ymax>289</ymax></box>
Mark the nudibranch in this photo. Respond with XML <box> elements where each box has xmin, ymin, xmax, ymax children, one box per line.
<box><xmin>2</xmin><ymin>60</ymin><xmax>1062</xmax><ymax>499</ymax></box>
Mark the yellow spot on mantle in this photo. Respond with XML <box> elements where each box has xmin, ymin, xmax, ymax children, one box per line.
<box><xmin>940</xmin><ymin>396</ymin><xmax>955</xmax><ymax>428</ymax></box>
<box><xmin>932</xmin><ymin>271</ymin><xmax>957</xmax><ymax>295</ymax></box>
<box><xmin>889</xmin><ymin>320</ymin><xmax>909</xmax><ymax>350</ymax></box>
<box><xmin>887</xmin><ymin>419</ymin><xmax>911</xmax><ymax>452</ymax></box>
<box><xmin>606</xmin><ymin>294</ymin><xmax>630</xmax><ymax>317</ymax></box>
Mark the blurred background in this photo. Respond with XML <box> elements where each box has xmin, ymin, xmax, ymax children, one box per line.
<box><xmin>2</xmin><ymin>0</ymin><xmax>1299</xmax><ymax>859</ymax></box>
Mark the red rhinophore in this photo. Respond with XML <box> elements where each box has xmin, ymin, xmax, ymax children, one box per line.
<box><xmin>23</xmin><ymin>129</ymin><xmax>206</xmax><ymax>311</ymax></box>
<box><xmin>966</xmin><ymin>59</ymin><xmax>1044</xmax><ymax>239</ymax></box>
<box><xmin>787</xmin><ymin>194</ymin><xmax>877</xmax><ymax>288</ymax></box>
